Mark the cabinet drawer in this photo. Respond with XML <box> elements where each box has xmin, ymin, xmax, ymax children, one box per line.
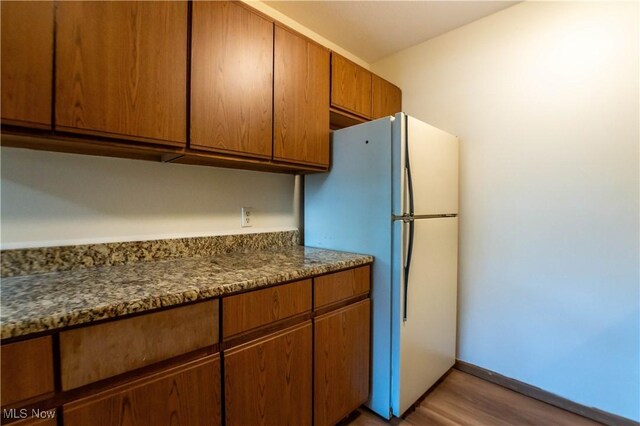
<box><xmin>60</xmin><ymin>300</ymin><xmax>218</xmax><ymax>390</ymax></box>
<box><xmin>64</xmin><ymin>355</ymin><xmax>221</xmax><ymax>426</ymax></box>
<box><xmin>0</xmin><ymin>336</ymin><xmax>54</xmax><ymax>406</ymax></box>
<box><xmin>314</xmin><ymin>266</ymin><xmax>370</xmax><ymax>309</ymax></box>
<box><xmin>223</xmin><ymin>280</ymin><xmax>312</xmax><ymax>338</ymax></box>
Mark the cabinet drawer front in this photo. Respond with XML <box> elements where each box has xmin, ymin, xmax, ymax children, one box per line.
<box><xmin>224</xmin><ymin>322</ymin><xmax>312</xmax><ymax>426</ymax></box>
<box><xmin>60</xmin><ymin>300</ymin><xmax>218</xmax><ymax>390</ymax></box>
<box><xmin>223</xmin><ymin>279</ymin><xmax>312</xmax><ymax>338</ymax></box>
<box><xmin>64</xmin><ymin>355</ymin><xmax>221</xmax><ymax>426</ymax></box>
<box><xmin>314</xmin><ymin>299</ymin><xmax>371</xmax><ymax>426</ymax></box>
<box><xmin>314</xmin><ymin>266</ymin><xmax>370</xmax><ymax>309</ymax></box>
<box><xmin>0</xmin><ymin>336</ymin><xmax>54</xmax><ymax>406</ymax></box>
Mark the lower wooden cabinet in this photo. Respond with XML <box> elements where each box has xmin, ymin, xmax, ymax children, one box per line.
<box><xmin>0</xmin><ymin>336</ymin><xmax>54</xmax><ymax>406</ymax></box>
<box><xmin>224</xmin><ymin>321</ymin><xmax>313</xmax><ymax>426</ymax></box>
<box><xmin>314</xmin><ymin>299</ymin><xmax>371</xmax><ymax>426</ymax></box>
<box><xmin>9</xmin><ymin>417</ymin><xmax>57</xmax><ymax>426</ymax></box>
<box><xmin>1</xmin><ymin>265</ymin><xmax>372</xmax><ymax>426</ymax></box>
<box><xmin>63</xmin><ymin>355</ymin><xmax>221</xmax><ymax>426</ymax></box>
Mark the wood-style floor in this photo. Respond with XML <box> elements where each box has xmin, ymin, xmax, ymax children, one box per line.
<box><xmin>346</xmin><ymin>370</ymin><xmax>600</xmax><ymax>426</ymax></box>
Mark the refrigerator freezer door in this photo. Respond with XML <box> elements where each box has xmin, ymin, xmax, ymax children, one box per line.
<box><xmin>305</xmin><ymin>117</ymin><xmax>394</xmax><ymax>419</ymax></box>
<box><xmin>391</xmin><ymin>217</ymin><xmax>458</xmax><ymax>416</ymax></box>
<box><xmin>393</xmin><ymin>114</ymin><xmax>459</xmax><ymax>216</ymax></box>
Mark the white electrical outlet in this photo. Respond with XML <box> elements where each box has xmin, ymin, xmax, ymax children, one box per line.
<box><xmin>241</xmin><ymin>207</ymin><xmax>253</xmax><ymax>227</ymax></box>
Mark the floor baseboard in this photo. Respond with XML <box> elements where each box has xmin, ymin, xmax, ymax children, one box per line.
<box><xmin>454</xmin><ymin>360</ymin><xmax>638</xmax><ymax>426</ymax></box>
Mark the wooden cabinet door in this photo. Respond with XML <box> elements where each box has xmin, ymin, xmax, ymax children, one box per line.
<box><xmin>274</xmin><ymin>26</ymin><xmax>330</xmax><ymax>167</ymax></box>
<box><xmin>372</xmin><ymin>75</ymin><xmax>402</xmax><ymax>119</ymax></box>
<box><xmin>331</xmin><ymin>53</ymin><xmax>372</xmax><ymax>119</ymax></box>
<box><xmin>63</xmin><ymin>355</ymin><xmax>221</xmax><ymax>426</ymax></box>
<box><xmin>1</xmin><ymin>1</ymin><xmax>53</xmax><ymax>128</ymax></box>
<box><xmin>191</xmin><ymin>2</ymin><xmax>273</xmax><ymax>158</ymax></box>
<box><xmin>1</xmin><ymin>336</ymin><xmax>54</xmax><ymax>406</ymax></box>
<box><xmin>55</xmin><ymin>1</ymin><xmax>187</xmax><ymax>146</ymax></box>
<box><xmin>314</xmin><ymin>299</ymin><xmax>371</xmax><ymax>426</ymax></box>
<box><xmin>224</xmin><ymin>322</ymin><xmax>312</xmax><ymax>426</ymax></box>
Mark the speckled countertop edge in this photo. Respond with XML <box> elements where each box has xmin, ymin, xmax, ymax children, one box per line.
<box><xmin>1</xmin><ymin>246</ymin><xmax>373</xmax><ymax>340</ymax></box>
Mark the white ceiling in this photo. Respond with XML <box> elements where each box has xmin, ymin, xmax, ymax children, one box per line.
<box><xmin>265</xmin><ymin>1</ymin><xmax>519</xmax><ymax>63</ymax></box>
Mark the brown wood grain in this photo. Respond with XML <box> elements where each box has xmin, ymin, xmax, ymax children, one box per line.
<box><xmin>351</xmin><ymin>370</ymin><xmax>600</xmax><ymax>426</ymax></box>
<box><xmin>0</xmin><ymin>1</ymin><xmax>53</xmax><ymax>128</ymax></box>
<box><xmin>63</xmin><ymin>355</ymin><xmax>221</xmax><ymax>426</ymax></box>
<box><xmin>6</xmin><ymin>416</ymin><xmax>57</xmax><ymax>426</ymax></box>
<box><xmin>330</xmin><ymin>107</ymin><xmax>367</xmax><ymax>130</ymax></box>
<box><xmin>372</xmin><ymin>75</ymin><xmax>402</xmax><ymax>119</ymax></box>
<box><xmin>331</xmin><ymin>53</ymin><xmax>372</xmax><ymax>119</ymax></box>
<box><xmin>60</xmin><ymin>300</ymin><xmax>218</xmax><ymax>390</ymax></box>
<box><xmin>224</xmin><ymin>322</ymin><xmax>312</xmax><ymax>426</ymax></box>
<box><xmin>190</xmin><ymin>1</ymin><xmax>273</xmax><ymax>158</ymax></box>
<box><xmin>55</xmin><ymin>1</ymin><xmax>187</xmax><ymax>145</ymax></box>
<box><xmin>314</xmin><ymin>266</ymin><xmax>371</xmax><ymax>309</ymax></box>
<box><xmin>455</xmin><ymin>361</ymin><xmax>633</xmax><ymax>426</ymax></box>
<box><xmin>314</xmin><ymin>299</ymin><xmax>371</xmax><ymax>426</ymax></box>
<box><xmin>223</xmin><ymin>280</ymin><xmax>312</xmax><ymax>338</ymax></box>
<box><xmin>0</xmin><ymin>337</ymin><xmax>54</xmax><ymax>406</ymax></box>
<box><xmin>274</xmin><ymin>25</ymin><xmax>330</xmax><ymax>167</ymax></box>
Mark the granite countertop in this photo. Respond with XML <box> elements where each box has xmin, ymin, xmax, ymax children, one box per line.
<box><xmin>0</xmin><ymin>246</ymin><xmax>373</xmax><ymax>340</ymax></box>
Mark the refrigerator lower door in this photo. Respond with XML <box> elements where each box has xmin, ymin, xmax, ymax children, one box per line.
<box><xmin>391</xmin><ymin>217</ymin><xmax>458</xmax><ymax>416</ymax></box>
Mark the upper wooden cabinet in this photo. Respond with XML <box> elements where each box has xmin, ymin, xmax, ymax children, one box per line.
<box><xmin>372</xmin><ymin>75</ymin><xmax>402</xmax><ymax>119</ymax></box>
<box><xmin>59</xmin><ymin>300</ymin><xmax>219</xmax><ymax>390</ymax></box>
<box><xmin>331</xmin><ymin>53</ymin><xmax>372</xmax><ymax>119</ymax></box>
<box><xmin>1</xmin><ymin>1</ymin><xmax>53</xmax><ymax>129</ymax></box>
<box><xmin>191</xmin><ymin>2</ymin><xmax>273</xmax><ymax>158</ymax></box>
<box><xmin>274</xmin><ymin>25</ymin><xmax>330</xmax><ymax>167</ymax></box>
<box><xmin>55</xmin><ymin>1</ymin><xmax>187</xmax><ymax>146</ymax></box>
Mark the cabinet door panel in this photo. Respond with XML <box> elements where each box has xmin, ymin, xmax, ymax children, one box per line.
<box><xmin>0</xmin><ymin>336</ymin><xmax>54</xmax><ymax>406</ymax></box>
<box><xmin>372</xmin><ymin>75</ymin><xmax>402</xmax><ymax>119</ymax></box>
<box><xmin>64</xmin><ymin>356</ymin><xmax>221</xmax><ymax>426</ymax></box>
<box><xmin>55</xmin><ymin>1</ymin><xmax>187</xmax><ymax>145</ymax></box>
<box><xmin>274</xmin><ymin>26</ymin><xmax>330</xmax><ymax>167</ymax></box>
<box><xmin>191</xmin><ymin>2</ymin><xmax>273</xmax><ymax>158</ymax></box>
<box><xmin>1</xmin><ymin>1</ymin><xmax>53</xmax><ymax>128</ymax></box>
<box><xmin>224</xmin><ymin>322</ymin><xmax>312</xmax><ymax>426</ymax></box>
<box><xmin>315</xmin><ymin>299</ymin><xmax>371</xmax><ymax>426</ymax></box>
<box><xmin>331</xmin><ymin>53</ymin><xmax>372</xmax><ymax>119</ymax></box>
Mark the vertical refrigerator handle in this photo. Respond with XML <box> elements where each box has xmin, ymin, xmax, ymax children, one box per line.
<box><xmin>405</xmin><ymin>116</ymin><xmax>415</xmax><ymax>217</ymax></box>
<box><xmin>403</xmin><ymin>114</ymin><xmax>415</xmax><ymax>322</ymax></box>
<box><xmin>403</xmin><ymin>218</ymin><xmax>414</xmax><ymax>322</ymax></box>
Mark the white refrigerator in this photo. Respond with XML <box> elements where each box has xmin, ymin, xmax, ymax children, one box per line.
<box><xmin>305</xmin><ymin>113</ymin><xmax>459</xmax><ymax>419</ymax></box>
